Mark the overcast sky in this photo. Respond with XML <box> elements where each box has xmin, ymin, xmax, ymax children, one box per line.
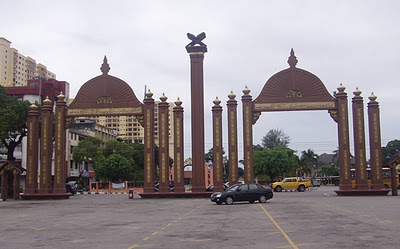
<box><xmin>2</xmin><ymin>1</ymin><xmax>399</xmax><ymax>160</ymax></box>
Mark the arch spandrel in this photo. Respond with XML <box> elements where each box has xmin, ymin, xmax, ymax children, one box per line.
<box><xmin>253</xmin><ymin>49</ymin><xmax>336</xmax><ymax>112</ymax></box>
<box><xmin>66</xmin><ymin>56</ymin><xmax>144</xmax><ymax>117</ymax></box>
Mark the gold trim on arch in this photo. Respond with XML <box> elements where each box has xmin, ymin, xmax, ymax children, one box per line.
<box><xmin>67</xmin><ymin>107</ymin><xmax>142</xmax><ymax>116</ymax></box>
<box><xmin>254</xmin><ymin>101</ymin><xmax>335</xmax><ymax>111</ymax></box>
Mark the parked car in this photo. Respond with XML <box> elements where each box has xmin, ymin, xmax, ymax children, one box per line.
<box><xmin>154</xmin><ymin>181</ymin><xmax>174</xmax><ymax>192</ymax></box>
<box><xmin>210</xmin><ymin>183</ymin><xmax>273</xmax><ymax>205</ymax></box>
<box><xmin>271</xmin><ymin>177</ymin><xmax>313</xmax><ymax>192</ymax></box>
<box><xmin>66</xmin><ymin>183</ymin><xmax>77</xmax><ymax>195</ymax></box>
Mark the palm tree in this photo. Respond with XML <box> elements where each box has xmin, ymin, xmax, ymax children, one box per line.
<box><xmin>300</xmin><ymin>149</ymin><xmax>319</xmax><ymax>177</ymax></box>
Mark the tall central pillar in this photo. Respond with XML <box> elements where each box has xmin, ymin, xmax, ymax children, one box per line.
<box><xmin>186</xmin><ymin>33</ymin><xmax>207</xmax><ymax>192</ymax></box>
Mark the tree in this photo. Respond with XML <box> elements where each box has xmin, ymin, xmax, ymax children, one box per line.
<box><xmin>72</xmin><ymin>137</ymin><xmax>102</xmax><ymax>162</ymax></box>
<box><xmin>382</xmin><ymin>139</ymin><xmax>400</xmax><ymax>165</ymax></box>
<box><xmin>320</xmin><ymin>163</ymin><xmax>339</xmax><ymax>176</ymax></box>
<box><xmin>94</xmin><ymin>154</ymin><xmax>134</xmax><ymax>182</ymax></box>
<box><xmin>253</xmin><ymin>147</ymin><xmax>299</xmax><ymax>180</ymax></box>
<box><xmin>0</xmin><ymin>86</ymin><xmax>31</xmax><ymax>160</ymax></box>
<box><xmin>299</xmin><ymin>149</ymin><xmax>319</xmax><ymax>177</ymax></box>
<box><xmin>261</xmin><ymin>128</ymin><xmax>290</xmax><ymax>150</ymax></box>
<box><xmin>103</xmin><ymin>140</ymin><xmax>134</xmax><ymax>158</ymax></box>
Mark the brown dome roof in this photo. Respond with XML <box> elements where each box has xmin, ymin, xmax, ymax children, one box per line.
<box><xmin>67</xmin><ymin>57</ymin><xmax>143</xmax><ymax>116</ymax></box>
<box><xmin>254</xmin><ymin>49</ymin><xmax>334</xmax><ymax>106</ymax></box>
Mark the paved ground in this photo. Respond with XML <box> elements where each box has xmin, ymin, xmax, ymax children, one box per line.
<box><xmin>1</xmin><ymin>186</ymin><xmax>399</xmax><ymax>249</ymax></box>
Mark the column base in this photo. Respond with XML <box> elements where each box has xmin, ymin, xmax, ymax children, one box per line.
<box><xmin>335</xmin><ymin>189</ymin><xmax>390</xmax><ymax>196</ymax></box>
<box><xmin>339</xmin><ymin>183</ymin><xmax>353</xmax><ymax>191</ymax></box>
<box><xmin>355</xmin><ymin>184</ymin><xmax>369</xmax><ymax>190</ymax></box>
<box><xmin>143</xmin><ymin>187</ymin><xmax>155</xmax><ymax>193</ymax></box>
<box><xmin>191</xmin><ymin>185</ymin><xmax>206</xmax><ymax>192</ymax></box>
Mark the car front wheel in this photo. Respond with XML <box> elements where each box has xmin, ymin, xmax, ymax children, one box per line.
<box><xmin>298</xmin><ymin>185</ymin><xmax>305</xmax><ymax>192</ymax></box>
<box><xmin>225</xmin><ymin>196</ymin><xmax>234</xmax><ymax>205</ymax></box>
<box><xmin>275</xmin><ymin>186</ymin><xmax>282</xmax><ymax>192</ymax></box>
<box><xmin>259</xmin><ymin>195</ymin><xmax>267</xmax><ymax>203</ymax></box>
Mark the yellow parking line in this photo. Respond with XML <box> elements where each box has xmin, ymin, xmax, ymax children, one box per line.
<box><xmin>151</xmin><ymin>231</ymin><xmax>158</xmax><ymax>236</ymax></box>
<box><xmin>259</xmin><ymin>204</ymin><xmax>299</xmax><ymax>249</ymax></box>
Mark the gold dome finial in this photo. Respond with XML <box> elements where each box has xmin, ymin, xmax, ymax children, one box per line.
<box><xmin>29</xmin><ymin>103</ymin><xmax>38</xmax><ymax>110</ymax></box>
<box><xmin>43</xmin><ymin>96</ymin><xmax>52</xmax><ymax>104</ymax></box>
<box><xmin>228</xmin><ymin>91</ymin><xmax>236</xmax><ymax>100</ymax></box>
<box><xmin>160</xmin><ymin>93</ymin><xmax>167</xmax><ymax>102</ymax></box>
<box><xmin>213</xmin><ymin>96</ymin><xmax>221</xmax><ymax>105</ymax></box>
<box><xmin>242</xmin><ymin>86</ymin><xmax>250</xmax><ymax>95</ymax></box>
<box><xmin>145</xmin><ymin>89</ymin><xmax>153</xmax><ymax>98</ymax></box>
<box><xmin>369</xmin><ymin>92</ymin><xmax>377</xmax><ymax>101</ymax></box>
<box><xmin>337</xmin><ymin>83</ymin><xmax>346</xmax><ymax>92</ymax></box>
<box><xmin>353</xmin><ymin>87</ymin><xmax>362</xmax><ymax>96</ymax></box>
<box><xmin>174</xmin><ymin>97</ymin><xmax>182</xmax><ymax>106</ymax></box>
<box><xmin>57</xmin><ymin>91</ymin><xmax>65</xmax><ymax>100</ymax></box>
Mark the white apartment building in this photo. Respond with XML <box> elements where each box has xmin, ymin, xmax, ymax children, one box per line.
<box><xmin>0</xmin><ymin>37</ymin><xmax>56</xmax><ymax>87</ymax></box>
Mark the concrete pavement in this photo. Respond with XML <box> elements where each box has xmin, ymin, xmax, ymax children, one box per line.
<box><xmin>1</xmin><ymin>186</ymin><xmax>399</xmax><ymax>249</ymax></box>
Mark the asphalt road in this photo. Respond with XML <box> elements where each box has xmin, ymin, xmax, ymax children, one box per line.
<box><xmin>1</xmin><ymin>186</ymin><xmax>399</xmax><ymax>249</ymax></box>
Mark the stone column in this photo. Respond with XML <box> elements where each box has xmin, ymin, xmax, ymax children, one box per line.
<box><xmin>367</xmin><ymin>93</ymin><xmax>384</xmax><ymax>189</ymax></box>
<box><xmin>158</xmin><ymin>94</ymin><xmax>170</xmax><ymax>193</ymax></box>
<box><xmin>54</xmin><ymin>92</ymin><xmax>67</xmax><ymax>193</ymax></box>
<box><xmin>242</xmin><ymin>86</ymin><xmax>254</xmax><ymax>183</ymax></box>
<box><xmin>227</xmin><ymin>91</ymin><xmax>238</xmax><ymax>185</ymax></box>
<box><xmin>39</xmin><ymin>97</ymin><xmax>53</xmax><ymax>194</ymax></box>
<box><xmin>336</xmin><ymin>84</ymin><xmax>352</xmax><ymax>190</ymax></box>
<box><xmin>143</xmin><ymin>90</ymin><xmax>155</xmax><ymax>193</ymax></box>
<box><xmin>212</xmin><ymin>97</ymin><xmax>224</xmax><ymax>192</ymax></box>
<box><xmin>173</xmin><ymin>98</ymin><xmax>185</xmax><ymax>193</ymax></box>
<box><xmin>26</xmin><ymin>104</ymin><xmax>39</xmax><ymax>194</ymax></box>
<box><xmin>352</xmin><ymin>88</ymin><xmax>368</xmax><ymax>190</ymax></box>
<box><xmin>186</xmin><ymin>43</ymin><xmax>207</xmax><ymax>192</ymax></box>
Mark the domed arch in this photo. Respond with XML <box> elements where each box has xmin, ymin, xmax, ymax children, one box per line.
<box><xmin>253</xmin><ymin>49</ymin><xmax>336</xmax><ymax>113</ymax></box>
<box><xmin>66</xmin><ymin>56</ymin><xmax>143</xmax><ymax>117</ymax></box>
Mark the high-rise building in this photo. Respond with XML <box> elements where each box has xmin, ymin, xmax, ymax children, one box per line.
<box><xmin>0</xmin><ymin>37</ymin><xmax>56</xmax><ymax>87</ymax></box>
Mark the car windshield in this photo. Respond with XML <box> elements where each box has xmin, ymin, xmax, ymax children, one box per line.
<box><xmin>227</xmin><ymin>185</ymin><xmax>240</xmax><ymax>192</ymax></box>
